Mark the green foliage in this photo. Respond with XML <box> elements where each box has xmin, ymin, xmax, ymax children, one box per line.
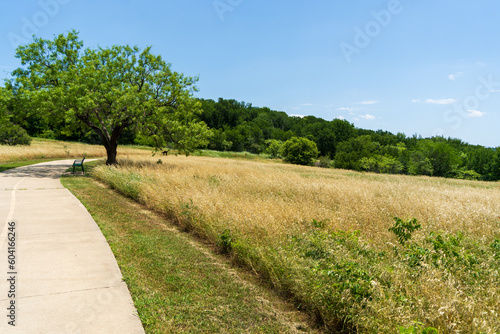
<box><xmin>389</xmin><ymin>218</ymin><xmax>494</xmax><ymax>286</ymax></box>
<box><xmin>0</xmin><ymin>122</ymin><xmax>31</xmax><ymax>146</ymax></box>
<box><xmin>311</xmin><ymin>219</ymin><xmax>326</xmax><ymax>229</ymax></box>
<box><xmin>217</xmin><ymin>229</ymin><xmax>233</xmax><ymax>254</ymax></box>
<box><xmin>11</xmin><ymin>31</ymin><xmax>211</xmax><ymax>164</ymax></box>
<box><xmin>360</xmin><ymin>154</ymin><xmax>405</xmax><ymax>174</ymax></box>
<box><xmin>264</xmin><ymin>139</ymin><xmax>283</xmax><ymax>158</ymax></box>
<box><xmin>0</xmin><ymin>87</ymin><xmax>31</xmax><ymax>145</ymax></box>
<box><xmin>291</xmin><ymin>229</ymin><xmax>378</xmax><ymax>302</ymax></box>
<box><xmin>492</xmin><ymin>239</ymin><xmax>500</xmax><ymax>260</ymax></box>
<box><xmin>456</xmin><ymin>168</ymin><xmax>481</xmax><ymax>180</ymax></box>
<box><xmin>280</xmin><ymin>137</ymin><xmax>319</xmax><ymax>166</ymax></box>
<box><xmin>389</xmin><ymin>217</ymin><xmax>421</xmax><ymax>246</ymax></box>
<box><xmin>399</xmin><ymin>322</ymin><xmax>439</xmax><ymax>334</ymax></box>
<box><xmin>334</xmin><ymin>135</ymin><xmax>381</xmax><ymax>170</ymax></box>
<box><xmin>0</xmin><ymin>86</ymin><xmax>10</xmax><ymax>118</ymax></box>
<box><xmin>408</xmin><ymin>151</ymin><xmax>434</xmax><ymax>176</ymax></box>
<box><xmin>417</xmin><ymin>140</ymin><xmax>462</xmax><ymax>177</ymax></box>
<box><xmin>197</xmin><ymin>98</ymin><xmax>355</xmax><ymax>157</ymax></box>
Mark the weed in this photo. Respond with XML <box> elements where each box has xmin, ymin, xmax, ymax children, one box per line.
<box><xmin>217</xmin><ymin>229</ymin><xmax>233</xmax><ymax>254</ymax></box>
<box><xmin>311</xmin><ymin>219</ymin><xmax>326</xmax><ymax>229</ymax></box>
<box><xmin>399</xmin><ymin>322</ymin><xmax>439</xmax><ymax>334</ymax></box>
<box><xmin>492</xmin><ymin>239</ymin><xmax>500</xmax><ymax>260</ymax></box>
<box><xmin>389</xmin><ymin>217</ymin><xmax>421</xmax><ymax>246</ymax></box>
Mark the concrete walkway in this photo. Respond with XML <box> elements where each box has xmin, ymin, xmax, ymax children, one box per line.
<box><xmin>0</xmin><ymin>160</ymin><xmax>144</xmax><ymax>333</ymax></box>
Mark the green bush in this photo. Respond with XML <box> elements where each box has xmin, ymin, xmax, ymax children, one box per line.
<box><xmin>0</xmin><ymin>122</ymin><xmax>31</xmax><ymax>146</ymax></box>
<box><xmin>264</xmin><ymin>139</ymin><xmax>283</xmax><ymax>158</ymax></box>
<box><xmin>280</xmin><ymin>137</ymin><xmax>319</xmax><ymax>166</ymax></box>
<box><xmin>389</xmin><ymin>217</ymin><xmax>421</xmax><ymax>246</ymax></box>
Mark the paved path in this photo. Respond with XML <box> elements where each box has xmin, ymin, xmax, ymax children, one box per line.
<box><xmin>0</xmin><ymin>160</ymin><xmax>144</xmax><ymax>333</ymax></box>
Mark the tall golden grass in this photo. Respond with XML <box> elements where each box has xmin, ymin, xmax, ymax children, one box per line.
<box><xmin>91</xmin><ymin>155</ymin><xmax>500</xmax><ymax>332</ymax></box>
<box><xmin>0</xmin><ymin>138</ymin><xmax>152</xmax><ymax>162</ymax></box>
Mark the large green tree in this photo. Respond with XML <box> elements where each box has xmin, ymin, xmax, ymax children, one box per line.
<box><xmin>10</xmin><ymin>30</ymin><xmax>211</xmax><ymax>164</ymax></box>
<box><xmin>281</xmin><ymin>137</ymin><xmax>319</xmax><ymax>166</ymax></box>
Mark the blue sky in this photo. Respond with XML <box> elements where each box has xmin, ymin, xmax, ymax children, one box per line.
<box><xmin>1</xmin><ymin>0</ymin><xmax>499</xmax><ymax>147</ymax></box>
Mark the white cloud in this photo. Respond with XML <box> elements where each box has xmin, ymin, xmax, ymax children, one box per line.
<box><xmin>300</xmin><ymin>103</ymin><xmax>314</xmax><ymax>106</ymax></box>
<box><xmin>448</xmin><ymin>72</ymin><xmax>464</xmax><ymax>81</ymax></box>
<box><xmin>412</xmin><ymin>98</ymin><xmax>456</xmax><ymax>105</ymax></box>
<box><xmin>335</xmin><ymin>116</ymin><xmax>346</xmax><ymax>120</ymax></box>
<box><xmin>425</xmin><ymin>99</ymin><xmax>456</xmax><ymax>105</ymax></box>
<box><xmin>289</xmin><ymin>114</ymin><xmax>306</xmax><ymax>118</ymax></box>
<box><xmin>357</xmin><ymin>100</ymin><xmax>378</xmax><ymax>105</ymax></box>
<box><xmin>336</xmin><ymin>107</ymin><xmax>357</xmax><ymax>114</ymax></box>
<box><xmin>466</xmin><ymin>110</ymin><xmax>485</xmax><ymax>118</ymax></box>
<box><xmin>359</xmin><ymin>114</ymin><xmax>375</xmax><ymax>120</ymax></box>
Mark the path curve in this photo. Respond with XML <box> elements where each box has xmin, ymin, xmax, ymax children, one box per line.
<box><xmin>0</xmin><ymin>160</ymin><xmax>144</xmax><ymax>333</ymax></box>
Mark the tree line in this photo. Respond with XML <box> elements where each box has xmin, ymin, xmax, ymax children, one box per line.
<box><xmin>197</xmin><ymin>98</ymin><xmax>499</xmax><ymax>181</ymax></box>
<box><xmin>5</xmin><ymin>92</ymin><xmax>498</xmax><ymax>181</ymax></box>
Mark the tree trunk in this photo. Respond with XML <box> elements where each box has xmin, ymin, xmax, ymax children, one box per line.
<box><xmin>105</xmin><ymin>141</ymin><xmax>118</xmax><ymax>165</ymax></box>
<box><xmin>79</xmin><ymin>114</ymin><xmax>126</xmax><ymax>165</ymax></box>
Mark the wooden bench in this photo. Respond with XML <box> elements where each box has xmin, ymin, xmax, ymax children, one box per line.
<box><xmin>72</xmin><ymin>157</ymin><xmax>85</xmax><ymax>174</ymax></box>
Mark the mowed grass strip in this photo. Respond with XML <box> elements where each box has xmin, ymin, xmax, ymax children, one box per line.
<box><xmin>61</xmin><ymin>164</ymin><xmax>319</xmax><ymax>334</ymax></box>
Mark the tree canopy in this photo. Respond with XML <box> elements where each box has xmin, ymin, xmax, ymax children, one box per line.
<box><xmin>281</xmin><ymin>137</ymin><xmax>319</xmax><ymax>166</ymax></box>
<box><xmin>9</xmin><ymin>30</ymin><xmax>211</xmax><ymax>164</ymax></box>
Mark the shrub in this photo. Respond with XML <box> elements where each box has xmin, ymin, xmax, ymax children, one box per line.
<box><xmin>316</xmin><ymin>156</ymin><xmax>333</xmax><ymax>168</ymax></box>
<box><xmin>389</xmin><ymin>217</ymin><xmax>421</xmax><ymax>246</ymax></box>
<box><xmin>264</xmin><ymin>139</ymin><xmax>283</xmax><ymax>158</ymax></box>
<box><xmin>0</xmin><ymin>122</ymin><xmax>31</xmax><ymax>146</ymax></box>
<box><xmin>280</xmin><ymin>137</ymin><xmax>319</xmax><ymax>166</ymax></box>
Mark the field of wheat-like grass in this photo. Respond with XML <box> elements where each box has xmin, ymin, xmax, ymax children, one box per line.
<box><xmin>0</xmin><ymin>138</ymin><xmax>152</xmax><ymax>162</ymax></box>
<box><xmin>92</xmin><ymin>155</ymin><xmax>500</xmax><ymax>332</ymax></box>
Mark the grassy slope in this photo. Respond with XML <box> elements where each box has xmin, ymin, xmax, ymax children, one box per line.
<box><xmin>89</xmin><ymin>155</ymin><xmax>500</xmax><ymax>333</ymax></box>
<box><xmin>61</xmin><ymin>163</ymin><xmax>319</xmax><ymax>334</ymax></box>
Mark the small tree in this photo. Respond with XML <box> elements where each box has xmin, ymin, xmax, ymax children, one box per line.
<box><xmin>408</xmin><ymin>151</ymin><xmax>434</xmax><ymax>176</ymax></box>
<box><xmin>264</xmin><ymin>139</ymin><xmax>283</xmax><ymax>158</ymax></box>
<box><xmin>281</xmin><ymin>137</ymin><xmax>319</xmax><ymax>166</ymax></box>
<box><xmin>10</xmin><ymin>31</ymin><xmax>211</xmax><ymax>164</ymax></box>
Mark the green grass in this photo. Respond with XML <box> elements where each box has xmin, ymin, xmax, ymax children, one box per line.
<box><xmin>61</xmin><ymin>162</ymin><xmax>319</xmax><ymax>333</ymax></box>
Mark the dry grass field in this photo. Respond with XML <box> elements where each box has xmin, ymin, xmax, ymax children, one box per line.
<box><xmin>93</xmin><ymin>155</ymin><xmax>500</xmax><ymax>333</ymax></box>
<box><xmin>0</xmin><ymin>138</ymin><xmax>152</xmax><ymax>162</ymax></box>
